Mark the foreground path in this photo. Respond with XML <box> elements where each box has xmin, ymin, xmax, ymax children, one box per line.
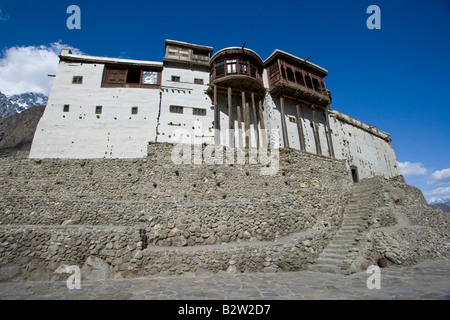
<box><xmin>0</xmin><ymin>259</ymin><xmax>448</xmax><ymax>300</ymax></box>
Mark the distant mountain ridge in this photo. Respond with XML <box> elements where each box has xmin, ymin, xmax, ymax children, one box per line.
<box><xmin>0</xmin><ymin>91</ymin><xmax>48</xmax><ymax>119</ymax></box>
<box><xmin>430</xmin><ymin>201</ymin><xmax>450</xmax><ymax>213</ymax></box>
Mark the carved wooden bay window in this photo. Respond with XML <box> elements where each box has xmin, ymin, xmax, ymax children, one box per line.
<box><xmin>102</xmin><ymin>65</ymin><xmax>162</xmax><ymax>89</ymax></box>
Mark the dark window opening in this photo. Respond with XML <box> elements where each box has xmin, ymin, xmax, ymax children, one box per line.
<box><xmin>313</xmin><ymin>78</ymin><xmax>322</xmax><ymax>92</ymax></box>
<box><xmin>295</xmin><ymin>71</ymin><xmax>305</xmax><ymax>86</ymax></box>
<box><xmin>286</xmin><ymin>68</ymin><xmax>295</xmax><ymax>82</ymax></box>
<box><xmin>72</xmin><ymin>76</ymin><xmax>83</xmax><ymax>84</ymax></box>
<box><xmin>215</xmin><ymin>61</ymin><xmax>225</xmax><ymax>77</ymax></box>
<box><xmin>95</xmin><ymin>106</ymin><xmax>103</xmax><ymax>114</ymax></box>
<box><xmin>193</xmin><ymin>108</ymin><xmax>206</xmax><ymax>116</ymax></box>
<box><xmin>351</xmin><ymin>167</ymin><xmax>359</xmax><ymax>183</ymax></box>
<box><xmin>131</xmin><ymin>107</ymin><xmax>138</xmax><ymax>115</ymax></box>
<box><xmin>170</xmin><ymin>105</ymin><xmax>184</xmax><ymax>114</ymax></box>
<box><xmin>194</xmin><ymin>78</ymin><xmax>204</xmax><ymax>84</ymax></box>
<box><xmin>63</xmin><ymin>105</ymin><xmax>70</xmax><ymax>112</ymax></box>
<box><xmin>281</xmin><ymin>66</ymin><xmax>286</xmax><ymax>79</ymax></box>
<box><xmin>305</xmin><ymin>75</ymin><xmax>313</xmax><ymax>89</ymax></box>
<box><xmin>250</xmin><ymin>64</ymin><xmax>257</xmax><ymax>78</ymax></box>
<box><xmin>126</xmin><ymin>69</ymin><xmax>141</xmax><ymax>84</ymax></box>
<box><xmin>171</xmin><ymin>76</ymin><xmax>180</xmax><ymax>82</ymax></box>
<box><xmin>288</xmin><ymin>116</ymin><xmax>296</xmax><ymax>123</ymax></box>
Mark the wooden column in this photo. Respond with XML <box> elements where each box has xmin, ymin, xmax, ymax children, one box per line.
<box><xmin>325</xmin><ymin>108</ymin><xmax>335</xmax><ymax>158</ymax></box>
<box><xmin>237</xmin><ymin>103</ymin><xmax>243</xmax><ymax>149</ymax></box>
<box><xmin>228</xmin><ymin>87</ymin><xmax>234</xmax><ymax>148</ymax></box>
<box><xmin>280</xmin><ymin>96</ymin><xmax>289</xmax><ymax>148</ymax></box>
<box><xmin>311</xmin><ymin>105</ymin><xmax>322</xmax><ymax>155</ymax></box>
<box><xmin>258</xmin><ymin>98</ymin><xmax>267</xmax><ymax>149</ymax></box>
<box><xmin>296</xmin><ymin>104</ymin><xmax>306</xmax><ymax>152</ymax></box>
<box><xmin>242</xmin><ymin>92</ymin><xmax>250</xmax><ymax>149</ymax></box>
<box><xmin>251</xmin><ymin>93</ymin><xmax>260</xmax><ymax>149</ymax></box>
<box><xmin>213</xmin><ymin>85</ymin><xmax>219</xmax><ymax>145</ymax></box>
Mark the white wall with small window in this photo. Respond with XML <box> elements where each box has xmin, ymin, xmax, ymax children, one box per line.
<box><xmin>30</xmin><ymin>58</ymin><xmax>162</xmax><ymax>159</ymax></box>
<box><xmin>158</xmin><ymin>63</ymin><xmax>213</xmax><ymax>145</ymax></box>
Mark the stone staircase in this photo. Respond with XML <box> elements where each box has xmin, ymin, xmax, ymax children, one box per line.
<box><xmin>309</xmin><ymin>179</ymin><xmax>376</xmax><ymax>274</ymax></box>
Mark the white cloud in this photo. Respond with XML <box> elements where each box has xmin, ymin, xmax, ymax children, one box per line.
<box><xmin>0</xmin><ymin>41</ymin><xmax>83</xmax><ymax>96</ymax></box>
<box><xmin>424</xmin><ymin>187</ymin><xmax>450</xmax><ymax>204</ymax></box>
<box><xmin>428</xmin><ymin>168</ymin><xmax>450</xmax><ymax>185</ymax></box>
<box><xmin>398</xmin><ymin>161</ymin><xmax>427</xmax><ymax>176</ymax></box>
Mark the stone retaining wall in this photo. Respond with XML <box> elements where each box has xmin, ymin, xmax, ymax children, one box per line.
<box><xmin>0</xmin><ymin>143</ymin><xmax>351</xmax><ymax>281</ymax></box>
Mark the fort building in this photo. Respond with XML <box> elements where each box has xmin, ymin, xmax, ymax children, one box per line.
<box><xmin>29</xmin><ymin>39</ymin><xmax>400</xmax><ymax>180</ymax></box>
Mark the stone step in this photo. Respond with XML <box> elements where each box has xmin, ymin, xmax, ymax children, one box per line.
<box><xmin>316</xmin><ymin>257</ymin><xmax>345</xmax><ymax>266</ymax></box>
<box><xmin>320</xmin><ymin>253</ymin><xmax>349</xmax><ymax>260</ymax></box>
<box><xmin>308</xmin><ymin>264</ymin><xmax>341</xmax><ymax>273</ymax></box>
<box><xmin>322</xmin><ymin>248</ymin><xmax>349</xmax><ymax>255</ymax></box>
<box><xmin>340</xmin><ymin>226</ymin><xmax>361</xmax><ymax>231</ymax></box>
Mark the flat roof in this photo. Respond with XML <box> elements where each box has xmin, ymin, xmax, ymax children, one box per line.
<box><xmin>265</xmin><ymin>49</ymin><xmax>328</xmax><ymax>75</ymax></box>
<box><xmin>165</xmin><ymin>39</ymin><xmax>214</xmax><ymax>52</ymax></box>
<box><xmin>60</xmin><ymin>49</ymin><xmax>163</xmax><ymax>68</ymax></box>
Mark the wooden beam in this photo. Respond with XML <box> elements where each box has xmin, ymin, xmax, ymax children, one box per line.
<box><xmin>237</xmin><ymin>103</ymin><xmax>243</xmax><ymax>149</ymax></box>
<box><xmin>258</xmin><ymin>98</ymin><xmax>267</xmax><ymax>149</ymax></box>
<box><xmin>242</xmin><ymin>91</ymin><xmax>250</xmax><ymax>149</ymax></box>
<box><xmin>325</xmin><ymin>108</ymin><xmax>335</xmax><ymax>158</ymax></box>
<box><xmin>312</xmin><ymin>105</ymin><xmax>322</xmax><ymax>155</ymax></box>
<box><xmin>228</xmin><ymin>87</ymin><xmax>234</xmax><ymax>148</ymax></box>
<box><xmin>281</xmin><ymin>94</ymin><xmax>327</xmax><ymax>109</ymax></box>
<box><xmin>296</xmin><ymin>104</ymin><xmax>306</xmax><ymax>152</ymax></box>
<box><xmin>214</xmin><ymin>85</ymin><xmax>219</xmax><ymax>145</ymax></box>
<box><xmin>280</xmin><ymin>96</ymin><xmax>289</xmax><ymax>148</ymax></box>
<box><xmin>251</xmin><ymin>93</ymin><xmax>260</xmax><ymax>149</ymax></box>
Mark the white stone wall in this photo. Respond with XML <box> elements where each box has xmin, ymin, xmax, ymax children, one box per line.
<box><xmin>158</xmin><ymin>63</ymin><xmax>214</xmax><ymax>146</ymax></box>
<box><xmin>29</xmin><ymin>61</ymin><xmax>161</xmax><ymax>159</ymax></box>
<box><xmin>329</xmin><ymin>110</ymin><xmax>400</xmax><ymax>179</ymax></box>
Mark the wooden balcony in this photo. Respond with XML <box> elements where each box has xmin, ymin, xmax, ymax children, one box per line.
<box><xmin>209</xmin><ymin>48</ymin><xmax>265</xmax><ymax>93</ymax></box>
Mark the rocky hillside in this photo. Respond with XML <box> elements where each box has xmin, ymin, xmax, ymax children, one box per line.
<box><xmin>0</xmin><ymin>105</ymin><xmax>45</xmax><ymax>158</ymax></box>
<box><xmin>0</xmin><ymin>92</ymin><xmax>47</xmax><ymax>119</ymax></box>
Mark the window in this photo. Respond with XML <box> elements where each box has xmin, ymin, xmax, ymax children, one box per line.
<box><xmin>95</xmin><ymin>106</ymin><xmax>103</xmax><ymax>114</ymax></box>
<box><xmin>63</xmin><ymin>105</ymin><xmax>70</xmax><ymax>112</ymax></box>
<box><xmin>288</xmin><ymin>116</ymin><xmax>296</xmax><ymax>123</ymax></box>
<box><xmin>305</xmin><ymin>75</ymin><xmax>313</xmax><ymax>89</ymax></box>
<box><xmin>194</xmin><ymin>78</ymin><xmax>204</xmax><ymax>84</ymax></box>
<box><xmin>281</xmin><ymin>66</ymin><xmax>286</xmax><ymax>79</ymax></box>
<box><xmin>193</xmin><ymin>108</ymin><xmax>206</xmax><ymax>116</ymax></box>
<box><xmin>250</xmin><ymin>64</ymin><xmax>257</xmax><ymax>78</ymax></box>
<box><xmin>215</xmin><ymin>61</ymin><xmax>225</xmax><ymax>76</ymax></box>
<box><xmin>103</xmin><ymin>67</ymin><xmax>160</xmax><ymax>88</ymax></box>
<box><xmin>170</xmin><ymin>105</ymin><xmax>184</xmax><ymax>114</ymax></box>
<box><xmin>171</xmin><ymin>76</ymin><xmax>180</xmax><ymax>82</ymax></box>
<box><xmin>226</xmin><ymin>60</ymin><xmax>237</xmax><ymax>74</ymax></box>
<box><xmin>72</xmin><ymin>76</ymin><xmax>83</xmax><ymax>84</ymax></box>
<box><xmin>126</xmin><ymin>69</ymin><xmax>141</xmax><ymax>84</ymax></box>
<box><xmin>313</xmin><ymin>78</ymin><xmax>322</xmax><ymax>92</ymax></box>
<box><xmin>142</xmin><ymin>71</ymin><xmax>158</xmax><ymax>85</ymax></box>
<box><xmin>131</xmin><ymin>107</ymin><xmax>138</xmax><ymax>115</ymax></box>
<box><xmin>239</xmin><ymin>60</ymin><xmax>248</xmax><ymax>74</ymax></box>
<box><xmin>286</xmin><ymin>68</ymin><xmax>295</xmax><ymax>82</ymax></box>
<box><xmin>295</xmin><ymin>71</ymin><xmax>305</xmax><ymax>86</ymax></box>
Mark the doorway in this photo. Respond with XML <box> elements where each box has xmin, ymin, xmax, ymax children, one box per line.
<box><xmin>351</xmin><ymin>166</ymin><xmax>359</xmax><ymax>183</ymax></box>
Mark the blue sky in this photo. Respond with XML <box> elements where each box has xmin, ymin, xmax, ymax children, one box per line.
<box><xmin>0</xmin><ymin>0</ymin><xmax>449</xmax><ymax>202</ymax></box>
